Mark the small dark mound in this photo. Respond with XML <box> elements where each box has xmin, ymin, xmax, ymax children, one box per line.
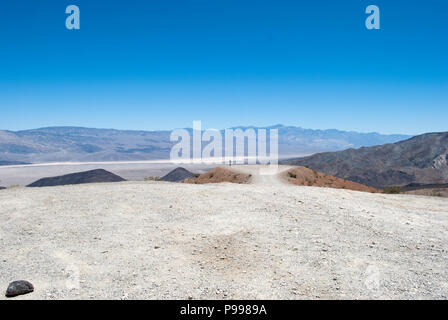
<box><xmin>0</xmin><ymin>186</ymin><xmax>6</xmax><ymax>190</ymax></box>
<box><xmin>27</xmin><ymin>169</ymin><xmax>126</xmax><ymax>187</ymax></box>
<box><xmin>160</xmin><ymin>167</ymin><xmax>196</xmax><ymax>182</ymax></box>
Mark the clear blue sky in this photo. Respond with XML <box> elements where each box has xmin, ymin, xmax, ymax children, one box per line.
<box><xmin>0</xmin><ymin>0</ymin><xmax>446</xmax><ymax>134</ymax></box>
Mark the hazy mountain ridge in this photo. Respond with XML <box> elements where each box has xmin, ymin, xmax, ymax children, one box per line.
<box><xmin>282</xmin><ymin>132</ymin><xmax>448</xmax><ymax>187</ymax></box>
<box><xmin>0</xmin><ymin>125</ymin><xmax>410</xmax><ymax>163</ymax></box>
<box><xmin>0</xmin><ymin>126</ymin><xmax>173</xmax><ymax>163</ymax></box>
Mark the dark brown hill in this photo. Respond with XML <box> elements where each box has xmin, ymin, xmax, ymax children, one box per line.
<box><xmin>27</xmin><ymin>169</ymin><xmax>126</xmax><ymax>187</ymax></box>
<box><xmin>282</xmin><ymin>132</ymin><xmax>448</xmax><ymax>188</ymax></box>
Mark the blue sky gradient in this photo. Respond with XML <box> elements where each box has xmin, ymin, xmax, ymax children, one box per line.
<box><xmin>0</xmin><ymin>0</ymin><xmax>447</xmax><ymax>134</ymax></box>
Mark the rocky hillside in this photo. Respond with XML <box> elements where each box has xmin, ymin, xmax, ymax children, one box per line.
<box><xmin>283</xmin><ymin>167</ymin><xmax>379</xmax><ymax>193</ymax></box>
<box><xmin>282</xmin><ymin>132</ymin><xmax>448</xmax><ymax>187</ymax></box>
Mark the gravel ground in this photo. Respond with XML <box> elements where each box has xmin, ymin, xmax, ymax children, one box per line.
<box><xmin>1</xmin><ymin>167</ymin><xmax>447</xmax><ymax>299</ymax></box>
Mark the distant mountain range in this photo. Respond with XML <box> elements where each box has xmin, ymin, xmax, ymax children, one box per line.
<box><xmin>0</xmin><ymin>160</ymin><xmax>31</xmax><ymax>166</ymax></box>
<box><xmin>0</xmin><ymin>125</ymin><xmax>410</xmax><ymax>164</ymax></box>
<box><xmin>282</xmin><ymin>132</ymin><xmax>448</xmax><ymax>188</ymax></box>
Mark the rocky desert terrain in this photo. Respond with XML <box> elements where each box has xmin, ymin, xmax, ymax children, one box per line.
<box><xmin>1</xmin><ymin>165</ymin><xmax>447</xmax><ymax>299</ymax></box>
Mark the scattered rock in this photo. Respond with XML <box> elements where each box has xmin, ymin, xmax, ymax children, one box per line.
<box><xmin>5</xmin><ymin>280</ymin><xmax>34</xmax><ymax>297</ymax></box>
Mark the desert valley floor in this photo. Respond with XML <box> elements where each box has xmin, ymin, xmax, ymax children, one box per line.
<box><xmin>1</xmin><ymin>166</ymin><xmax>447</xmax><ymax>299</ymax></box>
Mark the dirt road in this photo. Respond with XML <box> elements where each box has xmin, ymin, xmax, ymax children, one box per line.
<box><xmin>231</xmin><ymin>165</ymin><xmax>293</xmax><ymax>187</ymax></box>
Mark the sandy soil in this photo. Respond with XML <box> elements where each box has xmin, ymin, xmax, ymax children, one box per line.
<box><xmin>1</xmin><ymin>165</ymin><xmax>447</xmax><ymax>300</ymax></box>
